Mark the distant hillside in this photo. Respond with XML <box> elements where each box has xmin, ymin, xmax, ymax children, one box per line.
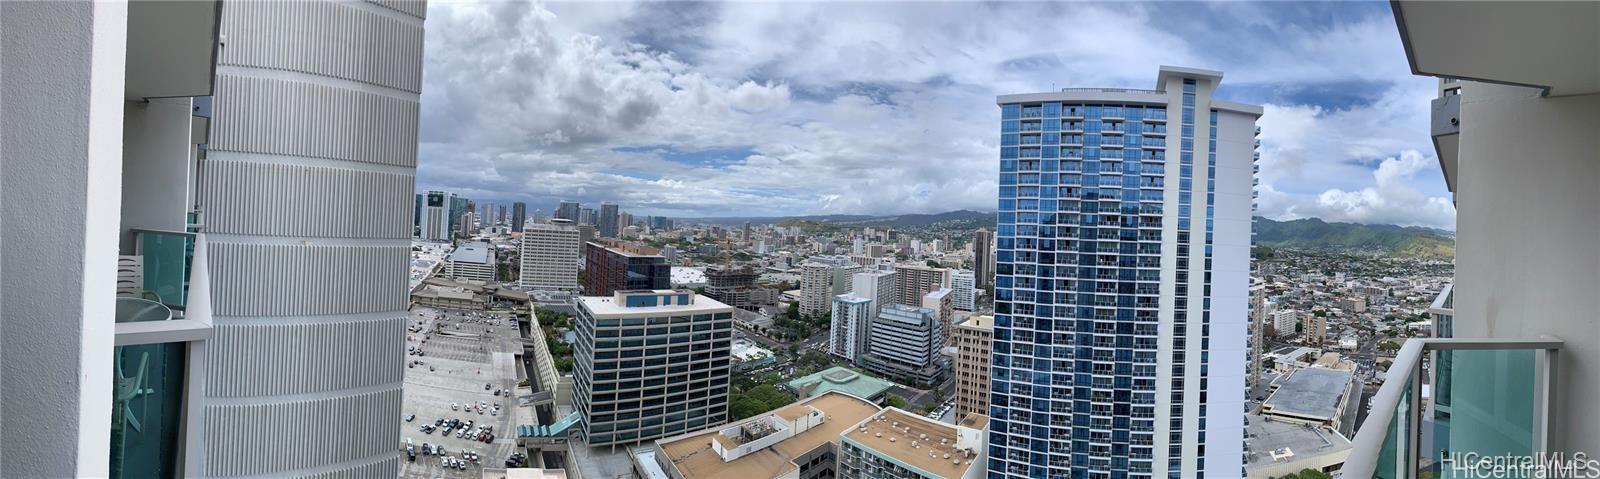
<box><xmin>1254</xmin><ymin>217</ymin><xmax>1454</xmax><ymax>258</ymax></box>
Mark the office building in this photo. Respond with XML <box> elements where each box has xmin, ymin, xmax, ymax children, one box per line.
<box><xmin>556</xmin><ymin>200</ymin><xmax>580</xmax><ymax>222</ymax></box>
<box><xmin>449</xmin><ymin>193</ymin><xmax>469</xmax><ymax>235</ymax></box>
<box><xmin>423</xmin><ymin>190</ymin><xmax>449</xmax><ymax>240</ymax></box>
<box><xmin>951</xmin><ymin>269</ymin><xmax>977</xmax><ymax>311</ymax></box>
<box><xmin>572</xmin><ymin>290</ymin><xmax>735</xmax><ymax>447</ymax></box>
<box><xmin>4</xmin><ymin>4</ymin><xmax>230</xmax><ymax>476</ymax></box>
<box><xmin>1342</xmin><ymin>9</ymin><xmax>1599</xmax><ymax>475</ymax></box>
<box><xmin>702</xmin><ymin>264</ymin><xmax>766</xmax><ymax>311</ymax></box>
<box><xmin>861</xmin><ymin>305</ymin><xmax>945</xmax><ymax>387</ymax></box>
<box><xmin>800</xmin><ymin>256</ymin><xmax>860</xmax><ymax>319</ymax></box>
<box><xmin>520</xmin><ymin>221</ymin><xmax>581</xmax><ymax>292</ymax></box>
<box><xmin>952</xmin><ymin>316</ymin><xmax>994</xmax><ymax>423</ymax></box>
<box><xmin>599</xmin><ymin>202</ymin><xmax>620</xmax><ymax>238</ymax></box>
<box><xmin>838</xmin><ymin>408</ymin><xmax>988</xmax><ymax>479</ymax></box>
<box><xmin>512</xmin><ymin>202</ymin><xmax>527</xmax><ymax>232</ymax></box>
<box><xmin>829</xmin><ymin>295</ymin><xmax>874</xmax><ymax>363</ymax></box>
<box><xmin>577</xmin><ymin>223</ymin><xmax>596</xmax><ymax>250</ymax></box>
<box><xmin>992</xmin><ymin>67</ymin><xmax>1260</xmax><ymax>477</ymax></box>
<box><xmin>892</xmin><ymin>263</ymin><xmax>949</xmax><ymax>307</ymax></box>
<box><xmin>444</xmin><ymin>242</ymin><xmax>497</xmax><ymax>283</ymax></box>
<box><xmin>638</xmin><ymin>390</ymin><xmax>882</xmax><ymax>479</ymax></box>
<box><xmin>583</xmin><ymin>240</ymin><xmax>670</xmax><ymax>297</ymax></box>
<box><xmin>972</xmin><ymin>229</ymin><xmax>993</xmax><ymax>288</ymax></box>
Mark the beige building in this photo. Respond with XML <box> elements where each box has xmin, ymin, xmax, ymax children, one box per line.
<box><xmin>636</xmin><ymin>391</ymin><xmax>881</xmax><ymax>479</ymax></box>
<box><xmin>838</xmin><ymin>408</ymin><xmax>988</xmax><ymax>479</ymax></box>
<box><xmin>893</xmin><ymin>263</ymin><xmax>951</xmax><ymax>307</ymax></box>
<box><xmin>951</xmin><ymin>315</ymin><xmax>993</xmax><ymax>423</ymax></box>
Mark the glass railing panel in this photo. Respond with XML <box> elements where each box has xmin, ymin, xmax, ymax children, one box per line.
<box><xmin>136</xmin><ymin>230</ymin><xmax>195</xmax><ymax>311</ymax></box>
<box><xmin>109</xmin><ymin>342</ymin><xmax>185</xmax><ymax>478</ymax></box>
<box><xmin>1433</xmin><ymin>349</ymin><xmax>1538</xmax><ymax>479</ymax></box>
<box><xmin>1376</xmin><ymin>365</ymin><xmax>1415</xmax><ymax>479</ymax></box>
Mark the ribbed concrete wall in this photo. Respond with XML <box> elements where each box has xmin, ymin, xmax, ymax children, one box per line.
<box><xmin>202</xmin><ymin>1</ymin><xmax>424</xmax><ymax>477</ymax></box>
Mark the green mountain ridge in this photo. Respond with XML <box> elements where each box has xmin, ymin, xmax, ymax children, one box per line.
<box><xmin>1254</xmin><ymin>217</ymin><xmax>1454</xmax><ymax>258</ymax></box>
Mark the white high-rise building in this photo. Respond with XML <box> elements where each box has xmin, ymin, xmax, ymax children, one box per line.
<box><xmin>951</xmin><ymin>269</ymin><xmax>976</xmax><ymax>311</ymax></box>
<box><xmin>800</xmin><ymin>255</ymin><xmax>860</xmax><ymax>319</ymax></box>
<box><xmin>829</xmin><ymin>294</ymin><xmax>873</xmax><ymax>362</ymax></box>
<box><xmin>520</xmin><ymin>221</ymin><xmax>581</xmax><ymax>292</ymax></box>
<box><xmin>992</xmin><ymin>67</ymin><xmax>1260</xmax><ymax>478</ymax></box>
<box><xmin>830</xmin><ymin>269</ymin><xmax>894</xmax><ymax>362</ymax></box>
<box><xmin>423</xmin><ymin>190</ymin><xmax>449</xmax><ymax>241</ymax></box>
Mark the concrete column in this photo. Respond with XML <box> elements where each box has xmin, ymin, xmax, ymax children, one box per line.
<box><xmin>1</xmin><ymin>1</ymin><xmax>129</xmax><ymax>476</ymax></box>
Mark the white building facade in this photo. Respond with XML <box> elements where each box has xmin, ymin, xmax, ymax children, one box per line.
<box><xmin>951</xmin><ymin>269</ymin><xmax>977</xmax><ymax>311</ymax></box>
<box><xmin>519</xmin><ymin>221</ymin><xmax>580</xmax><ymax>292</ymax></box>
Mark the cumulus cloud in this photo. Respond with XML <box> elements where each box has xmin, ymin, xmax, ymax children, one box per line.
<box><xmin>416</xmin><ymin>0</ymin><xmax>1456</xmax><ymax>228</ymax></box>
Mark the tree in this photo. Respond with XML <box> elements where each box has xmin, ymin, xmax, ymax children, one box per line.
<box><xmin>885</xmin><ymin>396</ymin><xmax>909</xmax><ymax>409</ymax></box>
<box><xmin>926</xmin><ymin>259</ymin><xmax>942</xmax><ymax>268</ymax></box>
<box><xmin>1378</xmin><ymin>339</ymin><xmax>1401</xmax><ymax>353</ymax></box>
<box><xmin>787</xmin><ymin>301</ymin><xmax>800</xmax><ymax>320</ymax></box>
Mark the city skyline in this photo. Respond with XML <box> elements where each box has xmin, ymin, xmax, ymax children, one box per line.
<box><xmin>417</xmin><ymin>1</ymin><xmax>1455</xmax><ymax>229</ymax></box>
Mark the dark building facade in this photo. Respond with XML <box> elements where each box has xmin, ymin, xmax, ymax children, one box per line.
<box><xmin>512</xmin><ymin>202</ymin><xmax>527</xmax><ymax>232</ymax></box>
<box><xmin>584</xmin><ymin>240</ymin><xmax>671</xmax><ymax>296</ymax></box>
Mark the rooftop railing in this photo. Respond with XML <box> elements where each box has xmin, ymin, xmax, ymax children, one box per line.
<box><xmin>1343</xmin><ymin>338</ymin><xmax>1561</xmax><ymax>479</ymax></box>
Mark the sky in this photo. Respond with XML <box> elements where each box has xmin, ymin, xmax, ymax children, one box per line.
<box><xmin>416</xmin><ymin>1</ymin><xmax>1457</xmax><ymax>230</ymax></box>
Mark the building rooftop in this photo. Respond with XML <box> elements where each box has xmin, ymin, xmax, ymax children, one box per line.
<box><xmin>655</xmin><ymin>391</ymin><xmax>880</xmax><ymax>479</ymax></box>
<box><xmin>578</xmin><ymin>290</ymin><xmax>732</xmax><ymax>316</ymax></box>
<box><xmin>956</xmin><ymin>315</ymin><xmax>994</xmax><ymax>331</ymax></box>
<box><xmin>448</xmin><ymin>241</ymin><xmax>494</xmax><ymax>265</ymax></box>
<box><xmin>1262</xmin><ymin>368</ymin><xmax>1355</xmax><ymax>421</ymax></box>
<box><xmin>842</xmin><ymin>408</ymin><xmax>983</xmax><ymax>478</ymax></box>
<box><xmin>786</xmin><ymin>367</ymin><xmax>895</xmax><ymax>401</ymax></box>
<box><xmin>1244</xmin><ymin>414</ymin><xmax>1352</xmax><ymax>469</ymax></box>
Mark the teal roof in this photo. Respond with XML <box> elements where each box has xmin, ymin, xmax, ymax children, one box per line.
<box><xmin>785</xmin><ymin>366</ymin><xmax>894</xmax><ymax>401</ymax></box>
<box><xmin>517</xmin><ymin>411</ymin><xmax>582</xmax><ymax>437</ymax></box>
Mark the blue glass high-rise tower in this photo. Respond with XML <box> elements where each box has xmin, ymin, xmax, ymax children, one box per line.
<box><xmin>990</xmin><ymin>67</ymin><xmax>1261</xmax><ymax>479</ymax></box>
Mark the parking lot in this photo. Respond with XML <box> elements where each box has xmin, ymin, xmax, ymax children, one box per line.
<box><xmin>399</xmin><ymin>306</ymin><xmax>529</xmax><ymax>478</ymax></box>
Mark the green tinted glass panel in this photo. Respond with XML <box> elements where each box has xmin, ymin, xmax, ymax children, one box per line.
<box><xmin>110</xmin><ymin>342</ymin><xmax>185</xmax><ymax>478</ymax></box>
<box><xmin>139</xmin><ymin>232</ymin><xmax>193</xmax><ymax>310</ymax></box>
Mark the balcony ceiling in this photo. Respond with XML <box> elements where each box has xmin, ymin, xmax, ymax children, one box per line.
<box><xmin>1393</xmin><ymin>1</ymin><xmax>1600</xmax><ymax>96</ymax></box>
<box><xmin>125</xmin><ymin>0</ymin><xmax>221</xmax><ymax>101</ymax></box>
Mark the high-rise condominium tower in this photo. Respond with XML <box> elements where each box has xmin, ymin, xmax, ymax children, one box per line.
<box><xmin>599</xmin><ymin>202</ymin><xmax>620</xmax><ymax>238</ymax></box>
<box><xmin>512</xmin><ymin>202</ymin><xmax>527</xmax><ymax>232</ymax></box>
<box><xmin>195</xmin><ymin>0</ymin><xmax>427</xmax><ymax>476</ymax></box>
<box><xmin>556</xmin><ymin>200</ymin><xmax>580</xmax><ymax>222</ymax></box>
<box><xmin>973</xmin><ymin>228</ymin><xmax>993</xmax><ymax>288</ymax></box>
<box><xmin>991</xmin><ymin>67</ymin><xmax>1259</xmax><ymax>478</ymax></box>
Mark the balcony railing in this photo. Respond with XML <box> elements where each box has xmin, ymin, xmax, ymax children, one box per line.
<box><xmin>1343</xmin><ymin>338</ymin><xmax>1561</xmax><ymax>479</ymax></box>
